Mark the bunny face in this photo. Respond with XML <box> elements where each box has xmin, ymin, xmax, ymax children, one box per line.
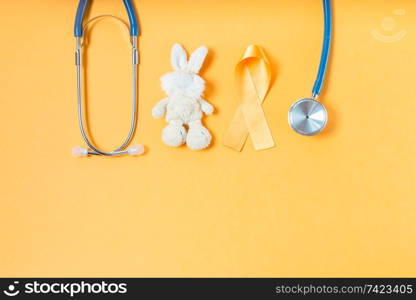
<box><xmin>160</xmin><ymin>44</ymin><xmax>208</xmax><ymax>99</ymax></box>
<box><xmin>161</xmin><ymin>71</ymin><xmax>205</xmax><ymax>98</ymax></box>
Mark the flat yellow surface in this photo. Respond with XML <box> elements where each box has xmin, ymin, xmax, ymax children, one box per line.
<box><xmin>0</xmin><ymin>0</ymin><xmax>415</xmax><ymax>277</ymax></box>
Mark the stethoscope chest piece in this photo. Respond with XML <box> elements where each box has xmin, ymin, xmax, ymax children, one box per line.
<box><xmin>288</xmin><ymin>98</ymin><xmax>327</xmax><ymax>136</ymax></box>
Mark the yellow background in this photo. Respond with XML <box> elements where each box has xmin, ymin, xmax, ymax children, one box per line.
<box><xmin>1</xmin><ymin>0</ymin><xmax>415</xmax><ymax>277</ymax></box>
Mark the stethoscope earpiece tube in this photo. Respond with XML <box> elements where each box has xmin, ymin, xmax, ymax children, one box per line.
<box><xmin>73</xmin><ymin>0</ymin><xmax>140</xmax><ymax>37</ymax></box>
<box><xmin>73</xmin><ymin>0</ymin><xmax>143</xmax><ymax>157</ymax></box>
<box><xmin>312</xmin><ymin>0</ymin><xmax>332</xmax><ymax>98</ymax></box>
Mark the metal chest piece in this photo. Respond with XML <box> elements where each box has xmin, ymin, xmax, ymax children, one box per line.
<box><xmin>288</xmin><ymin>98</ymin><xmax>327</xmax><ymax>136</ymax></box>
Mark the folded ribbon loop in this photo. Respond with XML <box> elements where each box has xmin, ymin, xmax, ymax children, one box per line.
<box><xmin>224</xmin><ymin>45</ymin><xmax>275</xmax><ymax>151</ymax></box>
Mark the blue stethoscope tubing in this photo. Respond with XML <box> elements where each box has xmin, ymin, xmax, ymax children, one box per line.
<box><xmin>288</xmin><ymin>0</ymin><xmax>332</xmax><ymax>136</ymax></box>
<box><xmin>73</xmin><ymin>0</ymin><xmax>143</xmax><ymax>157</ymax></box>
<box><xmin>312</xmin><ymin>0</ymin><xmax>332</xmax><ymax>98</ymax></box>
<box><xmin>74</xmin><ymin>0</ymin><xmax>139</xmax><ymax>37</ymax></box>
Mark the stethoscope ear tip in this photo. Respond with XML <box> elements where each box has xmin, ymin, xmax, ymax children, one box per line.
<box><xmin>127</xmin><ymin>144</ymin><xmax>145</xmax><ymax>156</ymax></box>
<box><xmin>72</xmin><ymin>146</ymin><xmax>89</xmax><ymax>157</ymax></box>
<box><xmin>72</xmin><ymin>144</ymin><xmax>145</xmax><ymax>157</ymax></box>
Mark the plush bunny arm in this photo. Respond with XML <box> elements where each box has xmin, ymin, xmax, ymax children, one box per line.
<box><xmin>198</xmin><ymin>99</ymin><xmax>214</xmax><ymax>115</ymax></box>
<box><xmin>152</xmin><ymin>98</ymin><xmax>170</xmax><ymax>118</ymax></box>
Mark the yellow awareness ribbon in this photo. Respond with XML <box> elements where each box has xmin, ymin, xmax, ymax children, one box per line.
<box><xmin>223</xmin><ymin>45</ymin><xmax>275</xmax><ymax>151</ymax></box>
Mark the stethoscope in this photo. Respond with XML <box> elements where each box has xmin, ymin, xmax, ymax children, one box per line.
<box><xmin>288</xmin><ymin>0</ymin><xmax>332</xmax><ymax>136</ymax></box>
<box><xmin>72</xmin><ymin>0</ymin><xmax>144</xmax><ymax>157</ymax></box>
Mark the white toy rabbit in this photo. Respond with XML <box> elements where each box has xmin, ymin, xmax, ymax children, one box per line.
<box><xmin>152</xmin><ymin>43</ymin><xmax>214</xmax><ymax>150</ymax></box>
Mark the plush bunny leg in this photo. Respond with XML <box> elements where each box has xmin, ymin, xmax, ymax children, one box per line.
<box><xmin>162</xmin><ymin>119</ymin><xmax>187</xmax><ymax>147</ymax></box>
<box><xmin>186</xmin><ymin>120</ymin><xmax>212</xmax><ymax>150</ymax></box>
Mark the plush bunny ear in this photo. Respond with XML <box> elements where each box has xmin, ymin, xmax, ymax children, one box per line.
<box><xmin>171</xmin><ymin>43</ymin><xmax>187</xmax><ymax>71</ymax></box>
<box><xmin>188</xmin><ymin>46</ymin><xmax>208</xmax><ymax>73</ymax></box>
